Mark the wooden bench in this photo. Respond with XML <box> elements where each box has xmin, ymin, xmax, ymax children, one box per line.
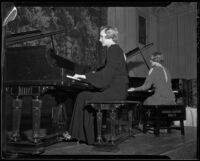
<box><xmin>86</xmin><ymin>100</ymin><xmax>140</xmax><ymax>146</ymax></box>
<box><xmin>142</xmin><ymin>105</ymin><xmax>186</xmax><ymax>136</ymax></box>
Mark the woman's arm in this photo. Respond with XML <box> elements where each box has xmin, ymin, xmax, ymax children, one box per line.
<box><xmin>128</xmin><ymin>68</ymin><xmax>154</xmax><ymax>92</ymax></box>
<box><xmin>86</xmin><ymin>45</ymin><xmax>123</xmax><ymax>88</ymax></box>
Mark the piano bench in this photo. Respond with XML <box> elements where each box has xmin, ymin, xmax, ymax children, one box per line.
<box><xmin>141</xmin><ymin>105</ymin><xmax>186</xmax><ymax>136</ymax></box>
<box><xmin>86</xmin><ymin>100</ymin><xmax>140</xmax><ymax>145</ymax></box>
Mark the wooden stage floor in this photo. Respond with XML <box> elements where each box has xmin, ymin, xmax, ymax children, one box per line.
<box><xmin>4</xmin><ymin>126</ymin><xmax>197</xmax><ymax>160</ymax></box>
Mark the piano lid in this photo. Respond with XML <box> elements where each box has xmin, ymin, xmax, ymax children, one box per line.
<box><xmin>6</xmin><ymin>29</ymin><xmax>80</xmax><ymax>47</ymax></box>
<box><xmin>6</xmin><ymin>30</ymin><xmax>42</xmax><ymax>38</ymax></box>
<box><xmin>6</xmin><ymin>29</ymin><xmax>66</xmax><ymax>46</ymax></box>
<box><xmin>125</xmin><ymin>47</ymin><xmax>140</xmax><ymax>58</ymax></box>
<box><xmin>125</xmin><ymin>43</ymin><xmax>153</xmax><ymax>58</ymax></box>
<box><xmin>125</xmin><ymin>43</ymin><xmax>153</xmax><ymax>70</ymax></box>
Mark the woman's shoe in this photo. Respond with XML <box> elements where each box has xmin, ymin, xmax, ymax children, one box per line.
<box><xmin>62</xmin><ymin>131</ymin><xmax>72</xmax><ymax>141</ymax></box>
<box><xmin>138</xmin><ymin>123</ymin><xmax>143</xmax><ymax>131</ymax></box>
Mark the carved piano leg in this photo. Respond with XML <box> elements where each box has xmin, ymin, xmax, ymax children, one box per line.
<box><xmin>128</xmin><ymin>108</ymin><xmax>133</xmax><ymax>136</ymax></box>
<box><xmin>154</xmin><ymin>111</ymin><xmax>160</xmax><ymax>136</ymax></box>
<box><xmin>10</xmin><ymin>96</ymin><xmax>22</xmax><ymax>142</ymax></box>
<box><xmin>180</xmin><ymin>119</ymin><xmax>185</xmax><ymax>135</ymax></box>
<box><xmin>96</xmin><ymin>107</ymin><xmax>102</xmax><ymax>144</ymax></box>
<box><xmin>143</xmin><ymin>109</ymin><xmax>148</xmax><ymax>133</ymax></box>
<box><xmin>110</xmin><ymin>109</ymin><xmax>116</xmax><ymax>145</ymax></box>
<box><xmin>118</xmin><ymin>109</ymin><xmax>122</xmax><ymax>135</ymax></box>
<box><xmin>56</xmin><ymin>104</ymin><xmax>67</xmax><ymax>133</ymax></box>
<box><xmin>32</xmin><ymin>96</ymin><xmax>42</xmax><ymax>144</ymax></box>
<box><xmin>59</xmin><ymin>104</ymin><xmax>67</xmax><ymax>131</ymax></box>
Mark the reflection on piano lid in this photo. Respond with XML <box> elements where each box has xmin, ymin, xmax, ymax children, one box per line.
<box><xmin>46</xmin><ymin>48</ymin><xmax>92</xmax><ymax>75</ymax></box>
<box><xmin>47</xmin><ymin>49</ymin><xmax>78</xmax><ymax>72</ymax></box>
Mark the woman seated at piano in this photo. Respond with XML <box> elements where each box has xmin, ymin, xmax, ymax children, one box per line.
<box><xmin>128</xmin><ymin>52</ymin><xmax>176</xmax><ymax>105</ymax></box>
<box><xmin>62</xmin><ymin>26</ymin><xmax>129</xmax><ymax>145</ymax></box>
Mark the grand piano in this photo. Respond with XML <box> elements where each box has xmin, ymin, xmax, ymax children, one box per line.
<box><xmin>125</xmin><ymin>46</ymin><xmax>184</xmax><ymax>103</ymax></box>
<box><xmin>4</xmin><ymin>30</ymin><xmax>183</xmax><ymax>154</ymax></box>
<box><xmin>4</xmin><ymin>30</ymin><xmax>98</xmax><ymax>154</ymax></box>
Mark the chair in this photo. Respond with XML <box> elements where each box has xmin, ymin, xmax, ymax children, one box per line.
<box><xmin>86</xmin><ymin>100</ymin><xmax>140</xmax><ymax>146</ymax></box>
<box><xmin>142</xmin><ymin>105</ymin><xmax>186</xmax><ymax>136</ymax></box>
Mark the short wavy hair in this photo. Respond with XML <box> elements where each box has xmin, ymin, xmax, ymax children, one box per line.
<box><xmin>100</xmin><ymin>26</ymin><xmax>119</xmax><ymax>43</ymax></box>
<box><xmin>150</xmin><ymin>52</ymin><xmax>164</xmax><ymax>63</ymax></box>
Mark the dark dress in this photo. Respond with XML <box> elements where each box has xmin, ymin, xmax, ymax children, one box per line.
<box><xmin>69</xmin><ymin>44</ymin><xmax>129</xmax><ymax>144</ymax></box>
<box><xmin>135</xmin><ymin>66</ymin><xmax>176</xmax><ymax>105</ymax></box>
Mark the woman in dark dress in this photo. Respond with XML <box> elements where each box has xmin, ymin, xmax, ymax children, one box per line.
<box><xmin>63</xmin><ymin>26</ymin><xmax>129</xmax><ymax>145</ymax></box>
<box><xmin>128</xmin><ymin>52</ymin><xmax>176</xmax><ymax>105</ymax></box>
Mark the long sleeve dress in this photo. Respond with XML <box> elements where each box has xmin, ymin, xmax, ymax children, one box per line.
<box><xmin>69</xmin><ymin>44</ymin><xmax>129</xmax><ymax>144</ymax></box>
<box><xmin>134</xmin><ymin>65</ymin><xmax>176</xmax><ymax>105</ymax></box>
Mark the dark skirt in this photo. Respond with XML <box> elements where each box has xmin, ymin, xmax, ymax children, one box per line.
<box><xmin>69</xmin><ymin>86</ymin><xmax>128</xmax><ymax>144</ymax></box>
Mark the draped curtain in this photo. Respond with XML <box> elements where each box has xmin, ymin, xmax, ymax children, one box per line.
<box><xmin>107</xmin><ymin>4</ymin><xmax>197</xmax><ymax>79</ymax></box>
<box><xmin>158</xmin><ymin>4</ymin><xmax>197</xmax><ymax>79</ymax></box>
<box><xmin>108</xmin><ymin>7</ymin><xmax>137</xmax><ymax>53</ymax></box>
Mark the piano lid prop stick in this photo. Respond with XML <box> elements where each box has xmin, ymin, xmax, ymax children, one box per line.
<box><xmin>50</xmin><ymin>35</ymin><xmax>55</xmax><ymax>50</ymax></box>
<box><xmin>138</xmin><ymin>48</ymin><xmax>150</xmax><ymax>70</ymax></box>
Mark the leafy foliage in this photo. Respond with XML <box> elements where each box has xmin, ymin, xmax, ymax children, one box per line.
<box><xmin>7</xmin><ymin>7</ymin><xmax>107</xmax><ymax>69</ymax></box>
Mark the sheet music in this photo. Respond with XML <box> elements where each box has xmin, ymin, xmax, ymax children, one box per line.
<box><xmin>127</xmin><ymin>89</ymin><xmax>153</xmax><ymax>93</ymax></box>
<box><xmin>66</xmin><ymin>75</ymin><xmax>81</xmax><ymax>81</ymax></box>
<box><xmin>173</xmin><ymin>90</ymin><xmax>178</xmax><ymax>93</ymax></box>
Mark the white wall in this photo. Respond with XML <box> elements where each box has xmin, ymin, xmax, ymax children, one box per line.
<box><xmin>107</xmin><ymin>7</ymin><xmax>158</xmax><ymax>77</ymax></box>
<box><xmin>107</xmin><ymin>7</ymin><xmax>137</xmax><ymax>53</ymax></box>
<box><xmin>157</xmin><ymin>3</ymin><xmax>197</xmax><ymax>79</ymax></box>
<box><xmin>107</xmin><ymin>3</ymin><xmax>197</xmax><ymax>79</ymax></box>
